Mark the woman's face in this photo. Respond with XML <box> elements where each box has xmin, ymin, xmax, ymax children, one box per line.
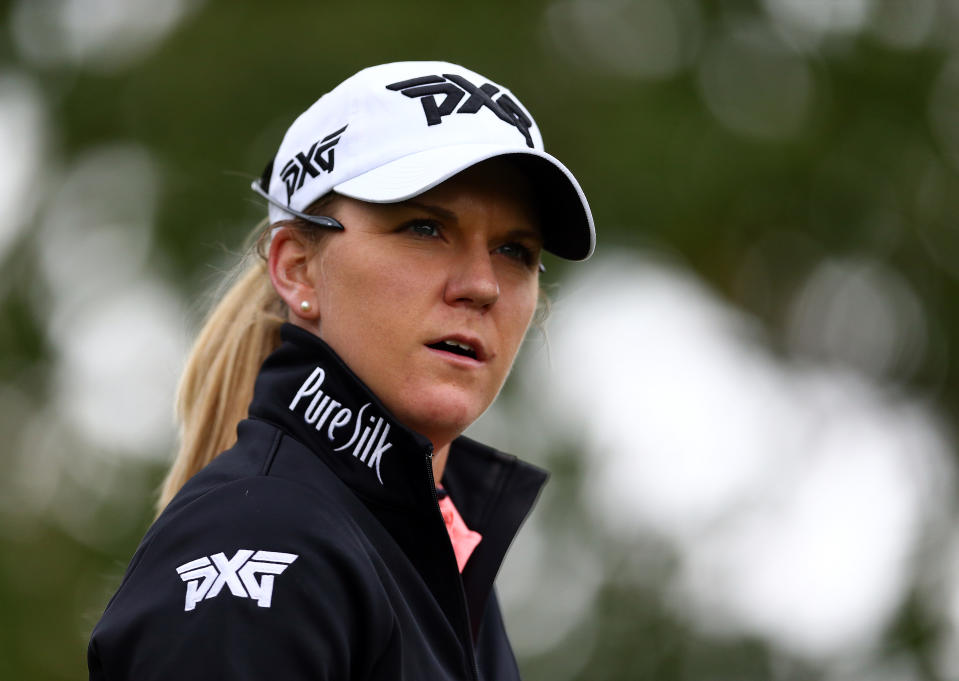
<box><xmin>299</xmin><ymin>160</ymin><xmax>542</xmax><ymax>448</ymax></box>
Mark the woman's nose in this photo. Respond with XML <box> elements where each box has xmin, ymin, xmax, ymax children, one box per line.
<box><xmin>444</xmin><ymin>248</ymin><xmax>500</xmax><ymax>309</ymax></box>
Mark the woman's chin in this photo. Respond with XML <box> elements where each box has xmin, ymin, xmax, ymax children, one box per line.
<box><xmin>391</xmin><ymin>387</ymin><xmax>490</xmax><ymax>446</ymax></box>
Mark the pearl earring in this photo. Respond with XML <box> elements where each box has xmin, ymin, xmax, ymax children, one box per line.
<box><xmin>299</xmin><ymin>300</ymin><xmax>312</xmax><ymax>313</ymax></box>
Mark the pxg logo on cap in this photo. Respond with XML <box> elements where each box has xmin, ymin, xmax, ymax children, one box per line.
<box><xmin>280</xmin><ymin>124</ymin><xmax>348</xmax><ymax>203</ymax></box>
<box><xmin>385</xmin><ymin>73</ymin><xmax>535</xmax><ymax>148</ymax></box>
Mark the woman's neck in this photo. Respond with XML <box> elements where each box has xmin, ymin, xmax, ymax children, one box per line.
<box><xmin>432</xmin><ymin>441</ymin><xmax>451</xmax><ymax>485</ymax></box>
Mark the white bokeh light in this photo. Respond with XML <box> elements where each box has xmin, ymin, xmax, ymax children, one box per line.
<box><xmin>49</xmin><ymin>280</ymin><xmax>187</xmax><ymax>454</ymax></box>
<box><xmin>544</xmin><ymin>0</ymin><xmax>702</xmax><ymax>81</ymax></box>
<box><xmin>37</xmin><ymin>144</ymin><xmax>188</xmax><ymax>457</ymax></box>
<box><xmin>0</xmin><ymin>72</ymin><xmax>47</xmax><ymax>264</ymax></box>
<box><xmin>697</xmin><ymin>23</ymin><xmax>813</xmax><ymax>140</ymax></box>
<box><xmin>786</xmin><ymin>257</ymin><xmax>927</xmax><ymax>379</ymax></box>
<box><xmin>11</xmin><ymin>0</ymin><xmax>205</xmax><ymax>73</ymax></box>
<box><xmin>672</xmin><ymin>383</ymin><xmax>944</xmax><ymax>658</ymax></box>
<box><xmin>496</xmin><ymin>514</ymin><xmax>603</xmax><ymax>667</ymax></box>
<box><xmin>37</xmin><ymin>144</ymin><xmax>156</xmax><ymax>304</ymax></box>
<box><xmin>762</xmin><ymin>0</ymin><xmax>873</xmax><ymax>47</ymax></box>
<box><xmin>931</xmin><ymin>527</ymin><xmax>959</xmax><ymax>680</ymax></box>
<box><xmin>492</xmin><ymin>252</ymin><xmax>953</xmax><ymax>663</ymax></box>
<box><xmin>868</xmin><ymin>0</ymin><xmax>936</xmax><ymax>50</ymax></box>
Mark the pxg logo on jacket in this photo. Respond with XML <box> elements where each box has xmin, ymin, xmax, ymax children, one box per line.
<box><xmin>288</xmin><ymin>366</ymin><xmax>393</xmax><ymax>484</ymax></box>
<box><xmin>176</xmin><ymin>550</ymin><xmax>298</xmax><ymax>612</ymax></box>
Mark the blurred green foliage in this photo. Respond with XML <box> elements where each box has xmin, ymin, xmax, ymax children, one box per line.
<box><xmin>2</xmin><ymin>0</ymin><xmax>958</xmax><ymax>679</ymax></box>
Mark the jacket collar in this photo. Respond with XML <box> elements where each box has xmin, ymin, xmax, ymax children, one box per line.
<box><xmin>248</xmin><ymin>324</ymin><xmax>549</xmax><ymax>634</ymax></box>
<box><xmin>249</xmin><ymin>323</ymin><xmax>434</xmax><ymax>509</ymax></box>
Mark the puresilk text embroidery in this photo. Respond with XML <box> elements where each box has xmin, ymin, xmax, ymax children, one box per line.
<box><xmin>289</xmin><ymin>366</ymin><xmax>393</xmax><ymax>484</ymax></box>
<box><xmin>176</xmin><ymin>550</ymin><xmax>298</xmax><ymax>612</ymax></box>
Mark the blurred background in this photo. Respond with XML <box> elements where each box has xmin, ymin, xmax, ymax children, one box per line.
<box><xmin>1</xmin><ymin>0</ymin><xmax>958</xmax><ymax>679</ymax></box>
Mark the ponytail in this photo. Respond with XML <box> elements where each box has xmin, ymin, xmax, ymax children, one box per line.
<box><xmin>157</xmin><ymin>194</ymin><xmax>340</xmax><ymax>514</ymax></box>
<box><xmin>157</xmin><ymin>230</ymin><xmax>286</xmax><ymax>513</ymax></box>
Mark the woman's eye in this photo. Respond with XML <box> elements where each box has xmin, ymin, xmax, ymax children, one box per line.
<box><xmin>495</xmin><ymin>242</ymin><xmax>536</xmax><ymax>266</ymax></box>
<box><xmin>404</xmin><ymin>220</ymin><xmax>442</xmax><ymax>238</ymax></box>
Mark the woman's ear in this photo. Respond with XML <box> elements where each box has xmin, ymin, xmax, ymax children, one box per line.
<box><xmin>268</xmin><ymin>226</ymin><xmax>321</xmax><ymax>325</ymax></box>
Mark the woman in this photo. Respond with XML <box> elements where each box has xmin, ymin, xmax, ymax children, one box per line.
<box><xmin>88</xmin><ymin>61</ymin><xmax>594</xmax><ymax>680</ymax></box>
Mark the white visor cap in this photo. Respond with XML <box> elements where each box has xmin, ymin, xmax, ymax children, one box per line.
<box><xmin>254</xmin><ymin>61</ymin><xmax>595</xmax><ymax>261</ymax></box>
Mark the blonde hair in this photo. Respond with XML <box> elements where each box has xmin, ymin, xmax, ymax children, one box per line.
<box><xmin>156</xmin><ymin>196</ymin><xmax>339</xmax><ymax>514</ymax></box>
<box><xmin>156</xmin><ymin>236</ymin><xmax>281</xmax><ymax>512</ymax></box>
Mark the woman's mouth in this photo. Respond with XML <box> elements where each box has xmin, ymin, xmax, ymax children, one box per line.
<box><xmin>427</xmin><ymin>339</ymin><xmax>478</xmax><ymax>360</ymax></box>
<box><xmin>425</xmin><ymin>336</ymin><xmax>487</xmax><ymax>362</ymax></box>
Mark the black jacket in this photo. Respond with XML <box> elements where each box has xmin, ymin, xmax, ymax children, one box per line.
<box><xmin>88</xmin><ymin>324</ymin><xmax>548</xmax><ymax>680</ymax></box>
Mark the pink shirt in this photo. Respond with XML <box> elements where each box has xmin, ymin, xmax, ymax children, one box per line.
<box><xmin>437</xmin><ymin>491</ymin><xmax>483</xmax><ymax>572</ymax></box>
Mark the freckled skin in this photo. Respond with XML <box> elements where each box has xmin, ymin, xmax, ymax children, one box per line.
<box><xmin>280</xmin><ymin>160</ymin><xmax>542</xmax><ymax>479</ymax></box>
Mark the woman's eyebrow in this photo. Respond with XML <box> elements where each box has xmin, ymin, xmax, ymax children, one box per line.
<box><xmin>403</xmin><ymin>200</ymin><xmax>459</xmax><ymax>222</ymax></box>
<box><xmin>504</xmin><ymin>228</ymin><xmax>543</xmax><ymax>244</ymax></box>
